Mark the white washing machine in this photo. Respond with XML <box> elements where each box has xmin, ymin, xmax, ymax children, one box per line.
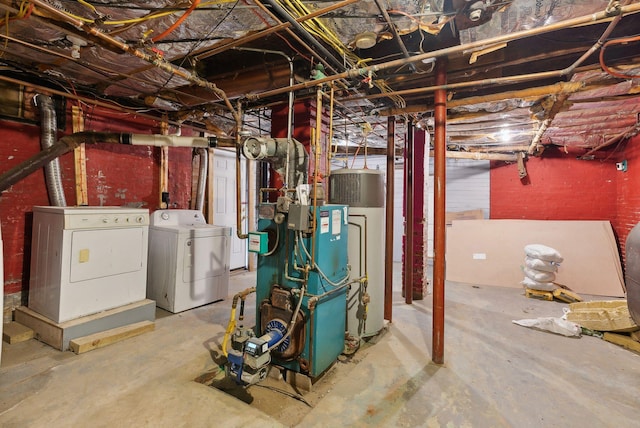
<box><xmin>147</xmin><ymin>210</ymin><xmax>231</xmax><ymax>313</ymax></box>
<box><xmin>29</xmin><ymin>206</ymin><xmax>149</xmax><ymax>323</ymax></box>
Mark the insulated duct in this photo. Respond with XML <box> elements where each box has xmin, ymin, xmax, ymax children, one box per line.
<box><xmin>242</xmin><ymin>137</ymin><xmax>308</xmax><ymax>189</ymax></box>
<box><xmin>34</xmin><ymin>94</ymin><xmax>67</xmax><ymax>206</ymax></box>
<box><xmin>194</xmin><ymin>148</ymin><xmax>208</xmax><ymax>212</ymax></box>
<box><xmin>0</xmin><ymin>132</ymin><xmax>218</xmax><ymax>193</ymax></box>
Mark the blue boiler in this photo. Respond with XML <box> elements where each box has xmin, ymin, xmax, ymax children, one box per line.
<box><xmin>255</xmin><ymin>204</ymin><xmax>349</xmax><ymax>377</ymax></box>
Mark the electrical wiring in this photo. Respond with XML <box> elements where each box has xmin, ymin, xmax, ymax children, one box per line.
<box><xmin>45</xmin><ymin>0</ymin><xmax>237</xmax><ymax>27</ymax></box>
<box><xmin>152</xmin><ymin>0</ymin><xmax>201</xmax><ymax>42</ymax></box>
<box><xmin>152</xmin><ymin>0</ymin><xmax>240</xmax><ymax>95</ymax></box>
<box><xmin>250</xmin><ymin>384</ymin><xmax>312</xmax><ymax>407</ymax></box>
<box><xmin>599</xmin><ymin>33</ymin><xmax>640</xmax><ymax>79</ymax></box>
<box><xmin>277</xmin><ymin>0</ymin><xmax>359</xmax><ymax>67</ymax></box>
<box><xmin>297</xmin><ymin>231</ymin><xmax>350</xmax><ymax>287</ymax></box>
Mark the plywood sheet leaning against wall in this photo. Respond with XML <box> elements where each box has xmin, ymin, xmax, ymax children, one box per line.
<box><xmin>446</xmin><ymin>220</ymin><xmax>625</xmax><ymax>297</ymax></box>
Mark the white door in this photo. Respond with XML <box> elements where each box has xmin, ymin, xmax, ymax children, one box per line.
<box><xmin>212</xmin><ymin>149</ymin><xmax>247</xmax><ymax>270</ymax></box>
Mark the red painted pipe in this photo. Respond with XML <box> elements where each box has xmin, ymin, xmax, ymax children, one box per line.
<box><xmin>385</xmin><ymin>116</ymin><xmax>395</xmax><ymax>321</ymax></box>
<box><xmin>405</xmin><ymin>120</ymin><xmax>414</xmax><ymax>305</ymax></box>
<box><xmin>432</xmin><ymin>59</ymin><xmax>447</xmax><ymax>364</ymax></box>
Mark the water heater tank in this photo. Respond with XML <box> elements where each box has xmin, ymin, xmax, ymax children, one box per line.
<box><xmin>329</xmin><ymin>169</ymin><xmax>385</xmax><ymax>339</ymax></box>
<box><xmin>625</xmin><ymin>223</ymin><xmax>640</xmax><ymax>324</ymax></box>
<box><xmin>329</xmin><ymin>168</ymin><xmax>384</xmax><ymax>208</ymax></box>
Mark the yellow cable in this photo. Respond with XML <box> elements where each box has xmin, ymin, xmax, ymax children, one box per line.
<box><xmin>44</xmin><ymin>1</ymin><xmax>237</xmax><ymax>26</ymax></box>
<box><xmin>221</xmin><ymin>307</ymin><xmax>237</xmax><ymax>358</ymax></box>
<box><xmin>77</xmin><ymin>0</ymin><xmax>97</xmax><ymax>14</ymax></box>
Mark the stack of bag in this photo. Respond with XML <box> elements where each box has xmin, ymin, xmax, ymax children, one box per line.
<box><xmin>521</xmin><ymin>244</ymin><xmax>564</xmax><ymax>292</ymax></box>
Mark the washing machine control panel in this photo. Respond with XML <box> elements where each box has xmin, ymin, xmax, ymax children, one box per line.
<box><xmin>62</xmin><ymin>208</ymin><xmax>150</xmax><ymax>229</ymax></box>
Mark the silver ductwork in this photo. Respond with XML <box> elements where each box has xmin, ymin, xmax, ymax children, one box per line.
<box><xmin>194</xmin><ymin>148</ymin><xmax>208</xmax><ymax>212</ymax></box>
<box><xmin>34</xmin><ymin>94</ymin><xmax>67</xmax><ymax>206</ymax></box>
<box><xmin>242</xmin><ymin>137</ymin><xmax>308</xmax><ymax>188</ymax></box>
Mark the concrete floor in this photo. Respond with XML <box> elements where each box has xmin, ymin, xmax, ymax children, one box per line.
<box><xmin>1</xmin><ymin>263</ymin><xmax>639</xmax><ymax>427</ymax></box>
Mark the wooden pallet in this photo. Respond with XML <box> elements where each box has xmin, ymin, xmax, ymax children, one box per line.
<box><xmin>603</xmin><ymin>332</ymin><xmax>640</xmax><ymax>354</ymax></box>
<box><xmin>552</xmin><ymin>288</ymin><xmax>583</xmax><ymax>303</ymax></box>
<box><xmin>525</xmin><ymin>288</ymin><xmax>553</xmax><ymax>301</ymax></box>
<box><xmin>14</xmin><ymin>299</ymin><xmax>156</xmax><ymax>351</ymax></box>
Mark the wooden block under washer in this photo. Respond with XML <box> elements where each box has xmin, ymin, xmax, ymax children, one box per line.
<box><xmin>69</xmin><ymin>320</ymin><xmax>155</xmax><ymax>354</ymax></box>
<box><xmin>2</xmin><ymin>321</ymin><xmax>34</xmax><ymax>344</ymax></box>
<box><xmin>525</xmin><ymin>288</ymin><xmax>554</xmax><ymax>301</ymax></box>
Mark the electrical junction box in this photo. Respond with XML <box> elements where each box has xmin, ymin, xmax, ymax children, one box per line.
<box><xmin>248</xmin><ymin>231</ymin><xmax>269</xmax><ymax>254</ymax></box>
<box><xmin>288</xmin><ymin>204</ymin><xmax>310</xmax><ymax>231</ymax></box>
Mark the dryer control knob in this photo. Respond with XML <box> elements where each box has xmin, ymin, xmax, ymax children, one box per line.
<box><xmin>136</xmin><ymin>215</ymin><xmax>145</xmax><ymax>223</ymax></box>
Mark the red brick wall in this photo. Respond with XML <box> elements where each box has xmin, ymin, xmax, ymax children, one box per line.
<box><xmin>614</xmin><ymin>134</ymin><xmax>640</xmax><ymax>261</ymax></box>
<box><xmin>490</xmin><ymin>151</ymin><xmax>617</xmax><ymax>221</ymax></box>
<box><xmin>0</xmin><ymin>105</ymin><xmax>195</xmax><ymax>297</ymax></box>
<box><xmin>489</xmin><ymin>146</ymin><xmax>640</xmax><ymax>262</ymax></box>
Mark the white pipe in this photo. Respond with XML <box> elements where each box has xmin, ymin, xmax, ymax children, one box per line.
<box><xmin>123</xmin><ymin>134</ymin><xmax>217</xmax><ymax>148</ymax></box>
<box><xmin>195</xmin><ymin>148</ymin><xmax>208</xmax><ymax>212</ymax></box>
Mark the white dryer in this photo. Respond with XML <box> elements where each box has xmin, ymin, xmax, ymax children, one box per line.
<box><xmin>29</xmin><ymin>206</ymin><xmax>150</xmax><ymax>323</ymax></box>
<box><xmin>147</xmin><ymin>210</ymin><xmax>231</xmax><ymax>313</ymax></box>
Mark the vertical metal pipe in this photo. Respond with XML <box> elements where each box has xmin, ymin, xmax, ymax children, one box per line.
<box><xmin>385</xmin><ymin>116</ymin><xmax>395</xmax><ymax>321</ymax></box>
<box><xmin>433</xmin><ymin>59</ymin><xmax>447</xmax><ymax>365</ymax></box>
<box><xmin>404</xmin><ymin>120</ymin><xmax>414</xmax><ymax>305</ymax></box>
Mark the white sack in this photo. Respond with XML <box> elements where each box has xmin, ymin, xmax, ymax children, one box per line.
<box><xmin>521</xmin><ymin>276</ymin><xmax>557</xmax><ymax>291</ymax></box>
<box><xmin>524</xmin><ymin>256</ymin><xmax>559</xmax><ymax>273</ymax></box>
<box><xmin>524</xmin><ymin>244</ymin><xmax>564</xmax><ymax>263</ymax></box>
<box><xmin>523</xmin><ymin>266</ymin><xmax>556</xmax><ymax>283</ymax></box>
<box><xmin>512</xmin><ymin>317</ymin><xmax>582</xmax><ymax>337</ymax></box>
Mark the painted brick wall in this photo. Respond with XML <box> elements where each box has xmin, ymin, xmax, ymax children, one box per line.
<box><xmin>490</xmin><ymin>150</ymin><xmax>617</xmax><ymax>221</ymax></box>
<box><xmin>614</xmin><ymin>134</ymin><xmax>640</xmax><ymax>262</ymax></box>
<box><xmin>1</xmin><ymin>104</ymin><xmax>195</xmax><ymax>309</ymax></box>
<box><xmin>489</xmin><ymin>148</ymin><xmax>633</xmax><ymax>267</ymax></box>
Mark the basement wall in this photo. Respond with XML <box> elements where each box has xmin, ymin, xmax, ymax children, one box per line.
<box><xmin>489</xmin><ymin>146</ymin><xmax>635</xmax><ymax>264</ymax></box>
<box><xmin>614</xmin><ymin>133</ymin><xmax>640</xmax><ymax>263</ymax></box>
<box><xmin>0</xmin><ymin>103</ymin><xmax>194</xmax><ymax>320</ymax></box>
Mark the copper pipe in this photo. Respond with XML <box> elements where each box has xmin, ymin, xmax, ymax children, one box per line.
<box><xmin>0</xmin><ymin>33</ymin><xmax>206</xmax><ymax>106</ymax></box>
<box><xmin>373</xmin><ymin>0</ymin><xmax>415</xmax><ymax>72</ymax></box>
<box><xmin>404</xmin><ymin>120</ymin><xmax>414</xmax><ymax>305</ymax></box>
<box><xmin>28</xmin><ymin>0</ymin><xmax>240</xmax><ymax>124</ymax></box>
<box><xmin>526</xmin><ymin>8</ymin><xmax>625</xmax><ymax>154</ymax></box>
<box><xmin>432</xmin><ymin>59</ymin><xmax>447</xmax><ymax>365</ymax></box>
<box><xmin>0</xmin><ymin>75</ymin><xmax>217</xmax><ymax>138</ymax></box>
<box><xmin>384</xmin><ymin>116</ymin><xmax>395</xmax><ymax>321</ymax></box>
<box><xmin>236</xmin><ymin>102</ymin><xmax>248</xmax><ymax>240</ymax></box>
<box><xmin>311</xmin><ymin>87</ymin><xmax>323</xmax><ymax>267</ymax></box>
<box><xmin>250</xmin><ymin>3</ymin><xmax>640</xmax><ymax>101</ymax></box>
<box><xmin>326</xmin><ymin>84</ymin><xmax>335</xmax><ymax>188</ymax></box>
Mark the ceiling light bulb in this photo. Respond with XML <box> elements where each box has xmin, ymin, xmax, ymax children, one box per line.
<box><xmin>355</xmin><ymin>32</ymin><xmax>377</xmax><ymax>50</ymax></box>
